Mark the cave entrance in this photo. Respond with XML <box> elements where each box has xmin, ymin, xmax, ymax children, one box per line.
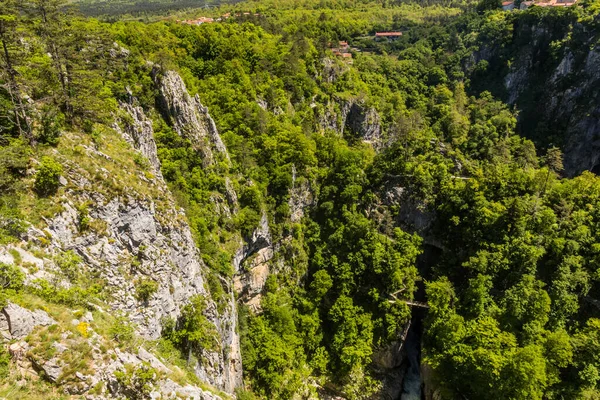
<box><xmin>591</xmin><ymin>164</ymin><xmax>600</xmax><ymax>175</ymax></box>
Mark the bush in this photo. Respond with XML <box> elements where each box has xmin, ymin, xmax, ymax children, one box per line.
<box><xmin>0</xmin><ymin>262</ymin><xmax>25</xmax><ymax>292</ymax></box>
<box><xmin>240</xmin><ymin>184</ymin><xmax>262</xmax><ymax>211</ymax></box>
<box><xmin>55</xmin><ymin>250</ymin><xmax>83</xmax><ymax>282</ymax></box>
<box><xmin>30</xmin><ymin>278</ymin><xmax>100</xmax><ymax>307</ymax></box>
<box><xmin>110</xmin><ymin>315</ymin><xmax>135</xmax><ymax>343</ymax></box>
<box><xmin>0</xmin><ymin>198</ymin><xmax>26</xmax><ymax>243</ymax></box>
<box><xmin>34</xmin><ymin>156</ymin><xmax>63</xmax><ymax>196</ymax></box>
<box><xmin>77</xmin><ymin>203</ymin><xmax>90</xmax><ymax>231</ymax></box>
<box><xmin>134</xmin><ymin>278</ymin><xmax>159</xmax><ymax>303</ymax></box>
<box><xmin>235</xmin><ymin>388</ymin><xmax>259</xmax><ymax>400</ymax></box>
<box><xmin>236</xmin><ymin>207</ymin><xmax>261</xmax><ymax>238</ymax></box>
<box><xmin>37</xmin><ymin>106</ymin><xmax>64</xmax><ymax>146</ymax></box>
<box><xmin>115</xmin><ymin>363</ymin><xmax>157</xmax><ymax>400</ymax></box>
<box><xmin>0</xmin><ymin>346</ymin><xmax>10</xmax><ymax>379</ymax></box>
<box><xmin>162</xmin><ymin>295</ymin><xmax>219</xmax><ymax>356</ymax></box>
<box><xmin>0</xmin><ymin>140</ymin><xmax>29</xmax><ymax>193</ymax></box>
<box><xmin>133</xmin><ymin>152</ymin><xmax>150</xmax><ymax>170</ymax></box>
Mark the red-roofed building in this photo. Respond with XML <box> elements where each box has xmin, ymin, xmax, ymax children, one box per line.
<box><xmin>375</xmin><ymin>32</ymin><xmax>403</xmax><ymax>41</ymax></box>
<box><xmin>501</xmin><ymin>1</ymin><xmax>515</xmax><ymax>10</ymax></box>
<box><xmin>182</xmin><ymin>17</ymin><xmax>214</xmax><ymax>25</ymax></box>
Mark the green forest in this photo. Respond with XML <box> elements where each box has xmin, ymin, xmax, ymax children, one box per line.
<box><xmin>2</xmin><ymin>0</ymin><xmax>600</xmax><ymax>399</ymax></box>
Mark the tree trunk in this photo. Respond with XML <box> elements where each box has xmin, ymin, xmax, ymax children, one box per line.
<box><xmin>0</xmin><ymin>22</ymin><xmax>34</xmax><ymax>144</ymax></box>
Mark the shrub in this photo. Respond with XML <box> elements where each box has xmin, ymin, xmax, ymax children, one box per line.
<box><xmin>0</xmin><ymin>199</ymin><xmax>26</xmax><ymax>243</ymax></box>
<box><xmin>110</xmin><ymin>315</ymin><xmax>135</xmax><ymax>343</ymax></box>
<box><xmin>0</xmin><ymin>262</ymin><xmax>25</xmax><ymax>292</ymax></box>
<box><xmin>240</xmin><ymin>184</ymin><xmax>262</xmax><ymax>211</ymax></box>
<box><xmin>77</xmin><ymin>203</ymin><xmax>90</xmax><ymax>231</ymax></box>
<box><xmin>161</xmin><ymin>295</ymin><xmax>219</xmax><ymax>356</ymax></box>
<box><xmin>30</xmin><ymin>278</ymin><xmax>100</xmax><ymax>308</ymax></box>
<box><xmin>133</xmin><ymin>152</ymin><xmax>150</xmax><ymax>170</ymax></box>
<box><xmin>34</xmin><ymin>156</ymin><xmax>63</xmax><ymax>196</ymax></box>
<box><xmin>55</xmin><ymin>250</ymin><xmax>83</xmax><ymax>282</ymax></box>
<box><xmin>236</xmin><ymin>207</ymin><xmax>261</xmax><ymax>238</ymax></box>
<box><xmin>37</xmin><ymin>106</ymin><xmax>64</xmax><ymax>146</ymax></box>
<box><xmin>0</xmin><ymin>140</ymin><xmax>29</xmax><ymax>193</ymax></box>
<box><xmin>0</xmin><ymin>346</ymin><xmax>10</xmax><ymax>379</ymax></box>
<box><xmin>235</xmin><ymin>388</ymin><xmax>259</xmax><ymax>400</ymax></box>
<box><xmin>115</xmin><ymin>363</ymin><xmax>157</xmax><ymax>400</ymax></box>
<box><xmin>134</xmin><ymin>278</ymin><xmax>159</xmax><ymax>303</ymax></box>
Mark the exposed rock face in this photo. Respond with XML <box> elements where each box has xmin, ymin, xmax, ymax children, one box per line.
<box><xmin>233</xmin><ymin>212</ymin><xmax>274</xmax><ymax>310</ymax></box>
<box><xmin>343</xmin><ymin>101</ymin><xmax>383</xmax><ymax>147</ymax></box>
<box><xmin>471</xmin><ymin>16</ymin><xmax>600</xmax><ymax>176</ymax></box>
<box><xmin>224</xmin><ymin>178</ymin><xmax>240</xmax><ymax>215</ymax></box>
<box><xmin>8</xmin><ymin>304</ymin><xmax>223</xmax><ymax>399</ymax></box>
<box><xmin>44</xmin><ymin>197</ymin><xmax>208</xmax><ymax>340</ymax></box>
<box><xmin>116</xmin><ymin>97</ymin><xmax>163</xmax><ymax>176</ymax></box>
<box><xmin>40</xmin><ymin>189</ymin><xmax>243</xmax><ymax>392</ymax></box>
<box><xmin>0</xmin><ymin>302</ymin><xmax>56</xmax><ymax>339</ymax></box>
<box><xmin>421</xmin><ymin>362</ymin><xmax>442</xmax><ymax>400</ymax></box>
<box><xmin>153</xmin><ymin>69</ymin><xmax>230</xmax><ymax>166</ymax></box>
<box><xmin>113</xmin><ymin>93</ymin><xmax>243</xmax><ymax>393</ymax></box>
<box><xmin>316</xmin><ymin>97</ymin><xmax>385</xmax><ymax>150</ymax></box>
<box><xmin>288</xmin><ymin>165</ymin><xmax>315</xmax><ymax>223</ymax></box>
<box><xmin>503</xmin><ymin>45</ymin><xmax>600</xmax><ymax>176</ymax></box>
<box><xmin>320</xmin><ymin>57</ymin><xmax>350</xmax><ymax>84</ymax></box>
<box><xmin>31</xmin><ymin>357</ymin><xmax>63</xmax><ymax>383</ymax></box>
<box><xmin>2</xmin><ymin>104</ymin><xmax>243</xmax><ymax>393</ymax></box>
<box><xmin>234</xmin><ymin>250</ymin><xmax>271</xmax><ymax>312</ymax></box>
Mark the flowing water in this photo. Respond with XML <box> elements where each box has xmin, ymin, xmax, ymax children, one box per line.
<box><xmin>400</xmin><ymin>315</ymin><xmax>423</xmax><ymax>400</ymax></box>
<box><xmin>397</xmin><ymin>243</ymin><xmax>440</xmax><ymax>400</ymax></box>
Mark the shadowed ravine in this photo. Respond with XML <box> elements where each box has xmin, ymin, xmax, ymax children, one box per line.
<box><xmin>400</xmin><ymin>315</ymin><xmax>423</xmax><ymax>400</ymax></box>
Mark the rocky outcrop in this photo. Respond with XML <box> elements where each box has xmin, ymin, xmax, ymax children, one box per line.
<box><xmin>225</xmin><ymin>178</ymin><xmax>240</xmax><ymax>215</ymax></box>
<box><xmin>5</xmin><ymin>306</ymin><xmax>222</xmax><ymax>399</ymax></box>
<box><xmin>153</xmin><ymin>69</ymin><xmax>230</xmax><ymax>167</ymax></box>
<box><xmin>116</xmin><ymin>95</ymin><xmax>163</xmax><ymax>176</ymax></box>
<box><xmin>2</xmin><ymin>114</ymin><xmax>243</xmax><ymax>393</ymax></box>
<box><xmin>316</xmin><ymin>97</ymin><xmax>385</xmax><ymax>150</ymax></box>
<box><xmin>421</xmin><ymin>362</ymin><xmax>442</xmax><ymax>400</ymax></box>
<box><xmin>41</xmin><ymin>192</ymin><xmax>243</xmax><ymax>392</ymax></box>
<box><xmin>233</xmin><ymin>212</ymin><xmax>273</xmax><ymax>310</ymax></box>
<box><xmin>320</xmin><ymin>57</ymin><xmax>351</xmax><ymax>85</ymax></box>
<box><xmin>502</xmin><ymin>44</ymin><xmax>600</xmax><ymax>176</ymax></box>
<box><xmin>115</xmin><ymin>93</ymin><xmax>243</xmax><ymax>393</ymax></box>
<box><xmin>469</xmin><ymin>14</ymin><xmax>600</xmax><ymax>176</ymax></box>
<box><xmin>288</xmin><ymin>165</ymin><xmax>315</xmax><ymax>223</ymax></box>
<box><xmin>0</xmin><ymin>302</ymin><xmax>56</xmax><ymax>340</ymax></box>
<box><xmin>342</xmin><ymin>101</ymin><xmax>383</xmax><ymax>147</ymax></box>
<box><xmin>44</xmin><ymin>197</ymin><xmax>208</xmax><ymax>338</ymax></box>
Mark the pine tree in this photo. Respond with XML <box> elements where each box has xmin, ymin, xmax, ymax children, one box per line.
<box><xmin>0</xmin><ymin>0</ymin><xmax>33</xmax><ymax>143</ymax></box>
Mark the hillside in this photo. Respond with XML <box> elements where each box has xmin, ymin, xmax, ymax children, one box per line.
<box><xmin>1</xmin><ymin>0</ymin><xmax>600</xmax><ymax>399</ymax></box>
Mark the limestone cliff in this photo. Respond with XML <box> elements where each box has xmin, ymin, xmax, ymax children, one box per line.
<box><xmin>467</xmin><ymin>13</ymin><xmax>600</xmax><ymax>176</ymax></box>
<box><xmin>0</xmin><ymin>69</ymin><xmax>245</xmax><ymax>396</ymax></box>
<box><xmin>316</xmin><ymin>96</ymin><xmax>385</xmax><ymax>150</ymax></box>
<box><xmin>153</xmin><ymin>69</ymin><xmax>230</xmax><ymax>167</ymax></box>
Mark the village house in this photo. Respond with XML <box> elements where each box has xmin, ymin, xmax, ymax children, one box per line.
<box><xmin>540</xmin><ymin>0</ymin><xmax>578</xmax><ymax>6</ymax></box>
<box><xmin>520</xmin><ymin>1</ymin><xmax>534</xmax><ymax>9</ymax></box>
<box><xmin>180</xmin><ymin>16</ymin><xmax>214</xmax><ymax>25</ymax></box>
<box><xmin>329</xmin><ymin>42</ymin><xmax>353</xmax><ymax>64</ymax></box>
<box><xmin>502</xmin><ymin>1</ymin><xmax>515</xmax><ymax>10</ymax></box>
<box><xmin>514</xmin><ymin>0</ymin><xmax>577</xmax><ymax>10</ymax></box>
<box><xmin>375</xmin><ymin>32</ymin><xmax>403</xmax><ymax>41</ymax></box>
